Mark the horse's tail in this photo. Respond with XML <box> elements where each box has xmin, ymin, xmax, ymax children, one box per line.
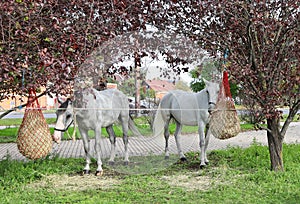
<box><xmin>153</xmin><ymin>103</ymin><xmax>165</xmax><ymax>137</ymax></box>
<box><xmin>128</xmin><ymin>116</ymin><xmax>142</xmax><ymax>137</ymax></box>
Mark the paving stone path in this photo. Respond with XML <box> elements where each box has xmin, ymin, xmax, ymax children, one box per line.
<box><xmin>0</xmin><ymin>122</ymin><xmax>299</xmax><ymax>161</ymax></box>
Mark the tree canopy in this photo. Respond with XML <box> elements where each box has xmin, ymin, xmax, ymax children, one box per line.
<box><xmin>0</xmin><ymin>0</ymin><xmax>205</xmax><ymax>101</ymax></box>
<box><xmin>149</xmin><ymin>0</ymin><xmax>299</xmax><ymax>120</ymax></box>
<box><xmin>0</xmin><ymin>0</ymin><xmax>148</xmax><ymax>101</ymax></box>
<box><xmin>148</xmin><ymin>0</ymin><xmax>299</xmax><ymax>171</ymax></box>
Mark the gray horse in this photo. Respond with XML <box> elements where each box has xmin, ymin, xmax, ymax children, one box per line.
<box><xmin>153</xmin><ymin>79</ymin><xmax>220</xmax><ymax>168</ymax></box>
<box><xmin>53</xmin><ymin>88</ymin><xmax>140</xmax><ymax>176</ymax></box>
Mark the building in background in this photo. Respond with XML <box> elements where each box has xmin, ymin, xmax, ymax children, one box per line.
<box><xmin>0</xmin><ymin>87</ymin><xmax>52</xmax><ymax>111</ymax></box>
<box><xmin>142</xmin><ymin>79</ymin><xmax>176</xmax><ymax>100</ymax></box>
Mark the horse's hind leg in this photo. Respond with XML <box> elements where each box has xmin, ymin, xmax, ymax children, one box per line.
<box><xmin>106</xmin><ymin>125</ymin><xmax>116</xmax><ymax>165</ymax></box>
<box><xmin>174</xmin><ymin>121</ymin><xmax>186</xmax><ymax>161</ymax></box>
<box><xmin>120</xmin><ymin>115</ymin><xmax>129</xmax><ymax>165</ymax></box>
<box><xmin>164</xmin><ymin>118</ymin><xmax>171</xmax><ymax>159</ymax></box>
<box><xmin>94</xmin><ymin>128</ymin><xmax>104</xmax><ymax>176</ymax></box>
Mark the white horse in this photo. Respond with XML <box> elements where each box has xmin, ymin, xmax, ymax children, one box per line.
<box><xmin>53</xmin><ymin>88</ymin><xmax>141</xmax><ymax>176</ymax></box>
<box><xmin>153</xmin><ymin>80</ymin><xmax>220</xmax><ymax>168</ymax></box>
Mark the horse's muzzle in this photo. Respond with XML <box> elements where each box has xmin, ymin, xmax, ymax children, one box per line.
<box><xmin>208</xmin><ymin>103</ymin><xmax>216</xmax><ymax>114</ymax></box>
<box><xmin>52</xmin><ymin>133</ymin><xmax>61</xmax><ymax>144</ymax></box>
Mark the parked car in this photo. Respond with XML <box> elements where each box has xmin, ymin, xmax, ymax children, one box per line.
<box><xmin>128</xmin><ymin>97</ymin><xmax>157</xmax><ymax>116</ymax></box>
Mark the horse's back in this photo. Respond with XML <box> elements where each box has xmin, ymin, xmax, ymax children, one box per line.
<box><xmin>160</xmin><ymin>90</ymin><xmax>209</xmax><ymax>125</ymax></box>
<box><xmin>161</xmin><ymin>90</ymin><xmax>206</xmax><ymax>109</ymax></box>
<box><xmin>98</xmin><ymin>89</ymin><xmax>128</xmax><ymax>108</ymax></box>
<box><xmin>76</xmin><ymin>88</ymin><xmax>129</xmax><ymax>128</ymax></box>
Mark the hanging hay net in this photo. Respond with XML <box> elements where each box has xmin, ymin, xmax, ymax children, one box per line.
<box><xmin>17</xmin><ymin>89</ymin><xmax>53</xmax><ymax>160</ymax></box>
<box><xmin>210</xmin><ymin>71</ymin><xmax>240</xmax><ymax>139</ymax></box>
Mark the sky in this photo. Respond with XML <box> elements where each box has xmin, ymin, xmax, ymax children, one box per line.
<box><xmin>114</xmin><ymin>55</ymin><xmax>194</xmax><ymax>85</ymax></box>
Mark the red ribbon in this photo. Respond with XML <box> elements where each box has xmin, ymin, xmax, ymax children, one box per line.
<box><xmin>223</xmin><ymin>71</ymin><xmax>232</xmax><ymax>98</ymax></box>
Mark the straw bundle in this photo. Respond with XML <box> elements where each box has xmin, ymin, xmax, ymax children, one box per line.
<box><xmin>17</xmin><ymin>90</ymin><xmax>52</xmax><ymax>160</ymax></box>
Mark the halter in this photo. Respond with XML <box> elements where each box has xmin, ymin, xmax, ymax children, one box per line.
<box><xmin>206</xmin><ymin>89</ymin><xmax>217</xmax><ymax>107</ymax></box>
<box><xmin>54</xmin><ymin>118</ymin><xmax>74</xmax><ymax>132</ymax></box>
<box><xmin>54</xmin><ymin>99</ymin><xmax>75</xmax><ymax>132</ymax></box>
<box><xmin>208</xmin><ymin>101</ymin><xmax>217</xmax><ymax>106</ymax></box>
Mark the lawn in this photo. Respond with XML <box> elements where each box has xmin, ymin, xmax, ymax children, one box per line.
<box><xmin>0</xmin><ymin>117</ymin><xmax>256</xmax><ymax>143</ymax></box>
<box><xmin>1</xmin><ymin>113</ymin><xmax>299</xmax><ymax>203</ymax></box>
<box><xmin>0</xmin><ymin>143</ymin><xmax>299</xmax><ymax>203</ymax></box>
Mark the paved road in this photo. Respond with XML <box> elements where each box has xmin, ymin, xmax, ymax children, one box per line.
<box><xmin>0</xmin><ymin>123</ymin><xmax>299</xmax><ymax>161</ymax></box>
<box><xmin>1</xmin><ymin>112</ymin><xmax>56</xmax><ymax>119</ymax></box>
<box><xmin>2</xmin><ymin>109</ymin><xmax>298</xmax><ymax>119</ymax></box>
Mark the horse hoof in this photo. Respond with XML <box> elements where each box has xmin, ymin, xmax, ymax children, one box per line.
<box><xmin>180</xmin><ymin>157</ymin><xmax>187</xmax><ymax>162</ymax></box>
<box><xmin>95</xmin><ymin>171</ymin><xmax>103</xmax><ymax>176</ymax></box>
<box><xmin>82</xmin><ymin>170</ymin><xmax>90</xmax><ymax>175</ymax></box>
<box><xmin>108</xmin><ymin>161</ymin><xmax>115</xmax><ymax>166</ymax></box>
<box><xmin>165</xmin><ymin>156</ymin><xmax>170</xmax><ymax>160</ymax></box>
<box><xmin>200</xmin><ymin>165</ymin><xmax>206</xmax><ymax>169</ymax></box>
<box><xmin>124</xmin><ymin>161</ymin><xmax>129</xmax><ymax>166</ymax></box>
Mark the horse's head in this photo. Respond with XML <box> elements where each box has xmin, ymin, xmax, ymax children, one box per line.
<box><xmin>203</xmin><ymin>79</ymin><xmax>220</xmax><ymax>114</ymax></box>
<box><xmin>52</xmin><ymin>98</ymin><xmax>73</xmax><ymax>144</ymax></box>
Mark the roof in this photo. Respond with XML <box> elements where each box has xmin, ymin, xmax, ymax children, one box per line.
<box><xmin>144</xmin><ymin>79</ymin><xmax>176</xmax><ymax>92</ymax></box>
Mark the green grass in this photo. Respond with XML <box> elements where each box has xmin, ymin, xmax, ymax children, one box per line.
<box><xmin>0</xmin><ymin>122</ymin><xmax>252</xmax><ymax>143</ymax></box>
<box><xmin>0</xmin><ymin>116</ymin><xmax>174</xmax><ymax>143</ymax></box>
<box><xmin>0</xmin><ymin>125</ymin><xmax>153</xmax><ymax>143</ymax></box>
<box><xmin>0</xmin><ymin>118</ymin><xmax>56</xmax><ymax>126</ymax></box>
<box><xmin>0</xmin><ymin>143</ymin><xmax>299</xmax><ymax>203</ymax></box>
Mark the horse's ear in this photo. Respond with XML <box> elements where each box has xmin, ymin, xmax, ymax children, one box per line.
<box><xmin>203</xmin><ymin>78</ymin><xmax>209</xmax><ymax>85</ymax></box>
<box><xmin>66</xmin><ymin>98</ymin><xmax>72</xmax><ymax>105</ymax></box>
<box><xmin>57</xmin><ymin>97</ymin><xmax>64</xmax><ymax>104</ymax></box>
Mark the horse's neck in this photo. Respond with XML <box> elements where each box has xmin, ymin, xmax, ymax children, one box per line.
<box><xmin>196</xmin><ymin>88</ymin><xmax>207</xmax><ymax>97</ymax></box>
<box><xmin>196</xmin><ymin>89</ymin><xmax>209</xmax><ymax>106</ymax></box>
<box><xmin>74</xmin><ymin>88</ymin><xmax>98</xmax><ymax>107</ymax></box>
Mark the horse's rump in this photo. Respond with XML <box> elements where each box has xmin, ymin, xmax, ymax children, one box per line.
<box><xmin>160</xmin><ymin>90</ymin><xmax>209</xmax><ymax>125</ymax></box>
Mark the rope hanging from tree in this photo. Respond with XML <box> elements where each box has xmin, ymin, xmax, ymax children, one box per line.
<box><xmin>17</xmin><ymin>89</ymin><xmax>53</xmax><ymax>159</ymax></box>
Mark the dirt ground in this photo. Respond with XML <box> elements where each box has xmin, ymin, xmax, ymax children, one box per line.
<box><xmin>27</xmin><ymin>172</ymin><xmax>213</xmax><ymax>192</ymax></box>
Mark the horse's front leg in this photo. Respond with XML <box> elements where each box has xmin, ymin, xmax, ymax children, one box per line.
<box><xmin>204</xmin><ymin>124</ymin><xmax>210</xmax><ymax>165</ymax></box>
<box><xmin>198</xmin><ymin>122</ymin><xmax>207</xmax><ymax>168</ymax></box>
<box><xmin>79</xmin><ymin>128</ymin><xmax>91</xmax><ymax>174</ymax></box>
<box><xmin>94</xmin><ymin>128</ymin><xmax>103</xmax><ymax>176</ymax></box>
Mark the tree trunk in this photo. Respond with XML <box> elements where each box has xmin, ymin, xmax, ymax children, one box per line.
<box><xmin>266</xmin><ymin>118</ymin><xmax>284</xmax><ymax>171</ymax></box>
<box><xmin>134</xmin><ymin>52</ymin><xmax>141</xmax><ymax>117</ymax></box>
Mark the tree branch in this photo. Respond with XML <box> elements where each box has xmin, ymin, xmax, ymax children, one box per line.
<box><xmin>0</xmin><ymin>91</ymin><xmax>48</xmax><ymax>119</ymax></box>
<box><xmin>255</xmin><ymin>124</ymin><xmax>273</xmax><ymax>134</ymax></box>
<box><xmin>280</xmin><ymin>100</ymin><xmax>300</xmax><ymax>137</ymax></box>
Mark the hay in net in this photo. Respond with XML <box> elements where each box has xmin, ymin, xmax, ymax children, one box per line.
<box><xmin>210</xmin><ymin>72</ymin><xmax>240</xmax><ymax>139</ymax></box>
<box><xmin>17</xmin><ymin>89</ymin><xmax>52</xmax><ymax>160</ymax></box>
<box><xmin>210</xmin><ymin>98</ymin><xmax>241</xmax><ymax>139</ymax></box>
